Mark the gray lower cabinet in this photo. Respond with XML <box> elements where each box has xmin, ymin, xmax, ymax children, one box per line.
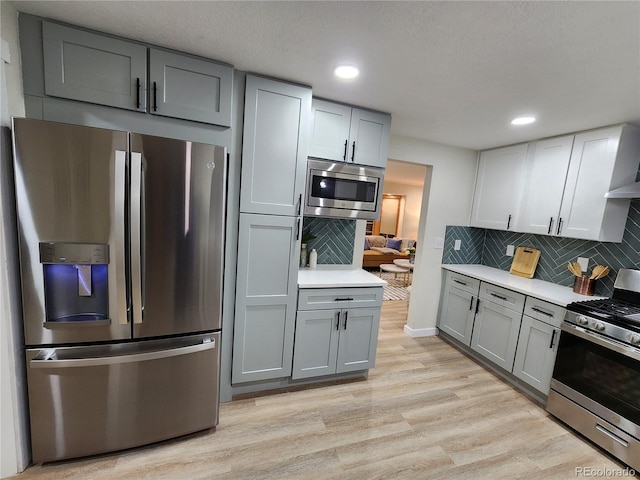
<box><xmin>148</xmin><ymin>48</ymin><xmax>232</xmax><ymax>126</ymax></box>
<box><xmin>470</xmin><ymin>283</ymin><xmax>525</xmax><ymax>371</ymax></box>
<box><xmin>512</xmin><ymin>315</ymin><xmax>560</xmax><ymax>394</ymax></box>
<box><xmin>42</xmin><ymin>21</ymin><xmax>233</xmax><ymax>126</ymax></box>
<box><xmin>293</xmin><ymin>288</ymin><xmax>383</xmax><ymax>380</ymax></box>
<box><xmin>512</xmin><ymin>297</ymin><xmax>564</xmax><ymax>394</ymax></box>
<box><xmin>241</xmin><ymin>75</ymin><xmax>311</xmax><ymax>216</ymax></box>
<box><xmin>43</xmin><ymin>21</ymin><xmax>147</xmax><ymax>112</ymax></box>
<box><xmin>232</xmin><ymin>213</ymin><xmax>300</xmax><ymax>384</ymax></box>
<box><xmin>437</xmin><ymin>271</ymin><xmax>480</xmax><ymax>346</ymax></box>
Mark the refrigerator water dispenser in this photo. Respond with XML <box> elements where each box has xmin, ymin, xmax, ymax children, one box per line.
<box><xmin>39</xmin><ymin>242</ymin><xmax>109</xmax><ymax>324</ymax></box>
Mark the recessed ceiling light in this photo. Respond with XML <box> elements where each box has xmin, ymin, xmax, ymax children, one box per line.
<box><xmin>334</xmin><ymin>65</ymin><xmax>359</xmax><ymax>80</ymax></box>
<box><xmin>511</xmin><ymin>116</ymin><xmax>536</xmax><ymax>125</ymax></box>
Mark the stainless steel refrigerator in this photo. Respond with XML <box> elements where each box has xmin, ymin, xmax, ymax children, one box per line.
<box><xmin>11</xmin><ymin>118</ymin><xmax>227</xmax><ymax>463</ymax></box>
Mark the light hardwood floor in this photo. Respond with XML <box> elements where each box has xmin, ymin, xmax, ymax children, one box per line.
<box><xmin>15</xmin><ymin>301</ymin><xmax>627</xmax><ymax>479</ymax></box>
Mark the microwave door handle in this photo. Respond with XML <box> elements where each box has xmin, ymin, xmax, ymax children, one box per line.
<box><xmin>114</xmin><ymin>150</ymin><xmax>129</xmax><ymax>324</ymax></box>
<box><xmin>130</xmin><ymin>152</ymin><xmax>144</xmax><ymax>325</ymax></box>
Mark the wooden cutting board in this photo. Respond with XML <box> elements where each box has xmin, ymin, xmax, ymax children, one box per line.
<box><xmin>510</xmin><ymin>247</ymin><xmax>541</xmax><ymax>278</ymax></box>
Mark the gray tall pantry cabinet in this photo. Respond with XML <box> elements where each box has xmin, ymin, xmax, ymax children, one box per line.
<box><xmin>232</xmin><ymin>75</ymin><xmax>311</xmax><ymax>384</ymax></box>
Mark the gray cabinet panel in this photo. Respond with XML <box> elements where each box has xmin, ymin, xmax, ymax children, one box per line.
<box><xmin>240</xmin><ymin>75</ymin><xmax>311</xmax><ymax>216</ymax></box>
<box><xmin>43</xmin><ymin>21</ymin><xmax>147</xmax><ymax>112</ymax></box>
<box><xmin>349</xmin><ymin>108</ymin><xmax>391</xmax><ymax>168</ymax></box>
<box><xmin>308</xmin><ymin>99</ymin><xmax>352</xmax><ymax>161</ymax></box>
<box><xmin>309</xmin><ymin>99</ymin><xmax>391</xmax><ymax>168</ymax></box>
<box><xmin>232</xmin><ymin>214</ymin><xmax>299</xmax><ymax>384</ymax></box>
<box><xmin>513</xmin><ymin>315</ymin><xmax>559</xmax><ymax>394</ymax></box>
<box><xmin>148</xmin><ymin>49</ymin><xmax>232</xmax><ymax>127</ymax></box>
<box><xmin>292</xmin><ymin>310</ymin><xmax>339</xmax><ymax>379</ymax></box>
<box><xmin>438</xmin><ymin>284</ymin><xmax>477</xmax><ymax>346</ymax></box>
<box><xmin>471</xmin><ymin>300</ymin><xmax>522</xmax><ymax>371</ymax></box>
<box><xmin>336</xmin><ymin>307</ymin><xmax>380</xmax><ymax>373</ymax></box>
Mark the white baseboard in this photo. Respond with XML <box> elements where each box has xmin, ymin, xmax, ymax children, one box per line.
<box><xmin>403</xmin><ymin>325</ymin><xmax>438</xmax><ymax>337</ymax></box>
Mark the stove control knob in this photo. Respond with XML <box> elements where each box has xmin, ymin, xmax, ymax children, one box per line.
<box><xmin>576</xmin><ymin>315</ymin><xmax>589</xmax><ymax>326</ymax></box>
<box><xmin>593</xmin><ymin>321</ymin><xmax>606</xmax><ymax>332</ymax></box>
<box><xmin>629</xmin><ymin>333</ymin><xmax>640</xmax><ymax>345</ymax></box>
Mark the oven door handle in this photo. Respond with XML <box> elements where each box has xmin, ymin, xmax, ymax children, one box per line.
<box><xmin>561</xmin><ymin>323</ymin><xmax>640</xmax><ymax>362</ymax></box>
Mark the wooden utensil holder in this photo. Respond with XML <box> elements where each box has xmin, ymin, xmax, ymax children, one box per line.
<box><xmin>573</xmin><ymin>276</ymin><xmax>596</xmax><ymax>296</ymax></box>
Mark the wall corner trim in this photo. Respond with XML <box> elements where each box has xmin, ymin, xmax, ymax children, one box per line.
<box><xmin>403</xmin><ymin>325</ymin><xmax>437</xmax><ymax>337</ymax></box>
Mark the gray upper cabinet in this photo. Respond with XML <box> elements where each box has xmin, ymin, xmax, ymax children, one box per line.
<box><xmin>148</xmin><ymin>49</ymin><xmax>232</xmax><ymax>126</ymax></box>
<box><xmin>42</xmin><ymin>21</ymin><xmax>233</xmax><ymax>127</ymax></box>
<box><xmin>240</xmin><ymin>75</ymin><xmax>311</xmax><ymax>216</ymax></box>
<box><xmin>232</xmin><ymin>213</ymin><xmax>300</xmax><ymax>384</ymax></box>
<box><xmin>309</xmin><ymin>99</ymin><xmax>391</xmax><ymax>168</ymax></box>
<box><xmin>43</xmin><ymin>21</ymin><xmax>147</xmax><ymax>112</ymax></box>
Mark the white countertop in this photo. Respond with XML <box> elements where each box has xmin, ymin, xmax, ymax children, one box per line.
<box><xmin>298</xmin><ymin>266</ymin><xmax>387</xmax><ymax>288</ymax></box>
<box><xmin>442</xmin><ymin>264</ymin><xmax>605</xmax><ymax>306</ymax></box>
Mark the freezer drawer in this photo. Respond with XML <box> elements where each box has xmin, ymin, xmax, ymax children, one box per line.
<box><xmin>26</xmin><ymin>332</ymin><xmax>220</xmax><ymax>463</ymax></box>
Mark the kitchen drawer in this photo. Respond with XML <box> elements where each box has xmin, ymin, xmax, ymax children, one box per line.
<box><xmin>523</xmin><ymin>297</ymin><xmax>565</xmax><ymax>328</ymax></box>
<box><xmin>298</xmin><ymin>287</ymin><xmax>383</xmax><ymax>311</ymax></box>
<box><xmin>479</xmin><ymin>282</ymin><xmax>525</xmax><ymax>313</ymax></box>
<box><xmin>445</xmin><ymin>271</ymin><xmax>480</xmax><ymax>296</ymax></box>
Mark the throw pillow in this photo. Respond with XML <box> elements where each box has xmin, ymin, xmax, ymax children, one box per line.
<box><xmin>364</xmin><ymin>238</ymin><xmax>371</xmax><ymax>250</ymax></box>
<box><xmin>385</xmin><ymin>238</ymin><xmax>402</xmax><ymax>251</ymax></box>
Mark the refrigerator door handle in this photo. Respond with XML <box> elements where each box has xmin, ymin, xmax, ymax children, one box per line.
<box><xmin>130</xmin><ymin>151</ymin><xmax>144</xmax><ymax>324</ymax></box>
<box><xmin>115</xmin><ymin>150</ymin><xmax>129</xmax><ymax>325</ymax></box>
<box><xmin>30</xmin><ymin>338</ymin><xmax>216</xmax><ymax>369</ymax></box>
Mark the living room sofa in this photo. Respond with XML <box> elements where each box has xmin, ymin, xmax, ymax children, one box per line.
<box><xmin>362</xmin><ymin>235</ymin><xmax>416</xmax><ymax>268</ymax></box>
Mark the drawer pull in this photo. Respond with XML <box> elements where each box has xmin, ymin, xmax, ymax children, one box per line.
<box><xmin>335</xmin><ymin>297</ymin><xmax>353</xmax><ymax>302</ymax></box>
<box><xmin>531</xmin><ymin>306</ymin><xmax>554</xmax><ymax>317</ymax></box>
<box><xmin>490</xmin><ymin>293</ymin><xmax>508</xmax><ymax>301</ymax></box>
<box><xmin>453</xmin><ymin>279</ymin><xmax>468</xmax><ymax>286</ymax></box>
<box><xmin>595</xmin><ymin>424</ymin><xmax>629</xmax><ymax>448</ymax></box>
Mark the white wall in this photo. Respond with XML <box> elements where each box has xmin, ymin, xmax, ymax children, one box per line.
<box><xmin>382</xmin><ymin>180</ymin><xmax>424</xmax><ymax>240</ymax></box>
<box><xmin>387</xmin><ymin>135</ymin><xmax>477</xmax><ymax>334</ymax></box>
<box><xmin>0</xmin><ymin>2</ymin><xmax>28</xmax><ymax>477</ymax></box>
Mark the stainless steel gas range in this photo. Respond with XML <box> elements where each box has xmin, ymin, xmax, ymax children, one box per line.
<box><xmin>547</xmin><ymin>268</ymin><xmax>640</xmax><ymax>470</ymax></box>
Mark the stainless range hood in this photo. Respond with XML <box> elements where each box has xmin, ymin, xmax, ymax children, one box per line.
<box><xmin>605</xmin><ymin>181</ymin><xmax>640</xmax><ymax>199</ymax></box>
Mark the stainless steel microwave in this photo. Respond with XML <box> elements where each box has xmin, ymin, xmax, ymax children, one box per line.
<box><xmin>304</xmin><ymin>159</ymin><xmax>384</xmax><ymax>220</ymax></box>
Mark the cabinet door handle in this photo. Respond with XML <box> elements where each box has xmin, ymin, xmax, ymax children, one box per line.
<box><xmin>507</xmin><ymin>214</ymin><xmax>512</xmax><ymax>230</ymax></box>
<box><xmin>453</xmin><ymin>279</ymin><xmax>468</xmax><ymax>286</ymax></box>
<box><xmin>475</xmin><ymin>299</ymin><xmax>480</xmax><ymax>314</ymax></box>
<box><xmin>469</xmin><ymin>296</ymin><xmax>474</xmax><ymax>311</ymax></box>
<box><xmin>297</xmin><ymin>193</ymin><xmax>302</xmax><ymax>216</ymax></box>
<box><xmin>351</xmin><ymin>141</ymin><xmax>356</xmax><ymax>162</ymax></box>
<box><xmin>490</xmin><ymin>293</ymin><xmax>508</xmax><ymax>301</ymax></box>
<box><xmin>336</xmin><ymin>311</ymin><xmax>341</xmax><ymax>330</ymax></box>
<box><xmin>549</xmin><ymin>329</ymin><xmax>557</xmax><ymax>349</ymax></box>
<box><xmin>556</xmin><ymin>217</ymin><xmax>563</xmax><ymax>235</ymax></box>
<box><xmin>547</xmin><ymin>217</ymin><xmax>554</xmax><ymax>235</ymax></box>
<box><xmin>343</xmin><ymin>140</ymin><xmax>348</xmax><ymax>161</ymax></box>
<box><xmin>531</xmin><ymin>306</ymin><xmax>554</xmax><ymax>317</ymax></box>
<box><xmin>136</xmin><ymin>77</ymin><xmax>141</xmax><ymax>108</ymax></box>
<box><xmin>153</xmin><ymin>81</ymin><xmax>158</xmax><ymax>111</ymax></box>
<box><xmin>343</xmin><ymin>310</ymin><xmax>349</xmax><ymax>329</ymax></box>
<box><xmin>296</xmin><ymin>218</ymin><xmax>300</xmax><ymax>240</ymax></box>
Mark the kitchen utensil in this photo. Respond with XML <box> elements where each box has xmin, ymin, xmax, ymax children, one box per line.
<box><xmin>595</xmin><ymin>266</ymin><xmax>610</xmax><ymax>279</ymax></box>
<box><xmin>510</xmin><ymin>247</ymin><xmax>541</xmax><ymax>278</ymax></box>
<box><xmin>568</xmin><ymin>262</ymin><xmax>582</xmax><ymax>277</ymax></box>
<box><xmin>590</xmin><ymin>265</ymin><xmax>605</xmax><ymax>279</ymax></box>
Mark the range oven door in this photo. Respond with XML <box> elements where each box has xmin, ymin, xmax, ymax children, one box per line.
<box><xmin>304</xmin><ymin>159</ymin><xmax>383</xmax><ymax>220</ymax></box>
<box><xmin>547</xmin><ymin>323</ymin><xmax>640</xmax><ymax>469</ymax></box>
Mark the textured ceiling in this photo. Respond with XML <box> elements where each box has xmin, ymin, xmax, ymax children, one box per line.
<box><xmin>9</xmin><ymin>0</ymin><xmax>640</xmax><ymax>151</ymax></box>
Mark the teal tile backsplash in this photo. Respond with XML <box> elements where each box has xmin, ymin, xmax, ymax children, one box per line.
<box><xmin>302</xmin><ymin>217</ymin><xmax>356</xmax><ymax>265</ymax></box>
<box><xmin>443</xmin><ymin>198</ymin><xmax>640</xmax><ymax>297</ymax></box>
